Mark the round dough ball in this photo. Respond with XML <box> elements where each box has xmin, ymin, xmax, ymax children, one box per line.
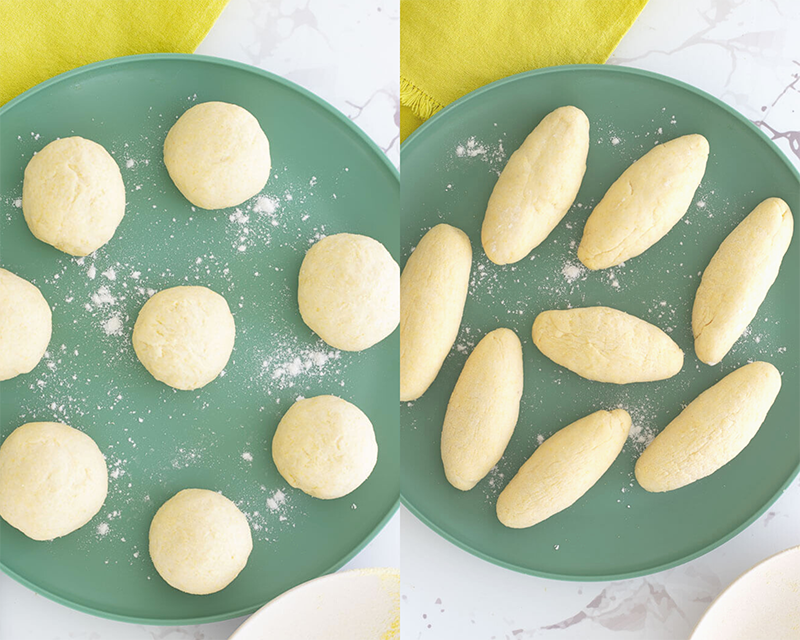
<box><xmin>22</xmin><ymin>137</ymin><xmax>125</xmax><ymax>256</ymax></box>
<box><xmin>0</xmin><ymin>422</ymin><xmax>107</xmax><ymax>541</ymax></box>
<box><xmin>132</xmin><ymin>286</ymin><xmax>235</xmax><ymax>390</ymax></box>
<box><xmin>272</xmin><ymin>395</ymin><xmax>378</xmax><ymax>500</ymax></box>
<box><xmin>298</xmin><ymin>233</ymin><xmax>400</xmax><ymax>351</ymax></box>
<box><xmin>149</xmin><ymin>489</ymin><xmax>252</xmax><ymax>595</ymax></box>
<box><xmin>0</xmin><ymin>269</ymin><xmax>52</xmax><ymax>381</ymax></box>
<box><xmin>163</xmin><ymin>101</ymin><xmax>271</xmax><ymax>209</ymax></box>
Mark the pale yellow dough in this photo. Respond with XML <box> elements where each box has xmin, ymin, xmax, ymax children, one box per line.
<box><xmin>497</xmin><ymin>409</ymin><xmax>630</xmax><ymax>529</ymax></box>
<box><xmin>0</xmin><ymin>422</ymin><xmax>107</xmax><ymax>541</ymax></box>
<box><xmin>164</xmin><ymin>101</ymin><xmax>271</xmax><ymax>209</ymax></box>
<box><xmin>482</xmin><ymin>106</ymin><xmax>589</xmax><ymax>264</ymax></box>
<box><xmin>298</xmin><ymin>233</ymin><xmax>400</xmax><ymax>351</ymax></box>
<box><xmin>693</xmin><ymin>198</ymin><xmax>793</xmax><ymax>365</ymax></box>
<box><xmin>22</xmin><ymin>137</ymin><xmax>126</xmax><ymax>256</ymax></box>
<box><xmin>400</xmin><ymin>224</ymin><xmax>472</xmax><ymax>401</ymax></box>
<box><xmin>0</xmin><ymin>268</ymin><xmax>52</xmax><ymax>381</ymax></box>
<box><xmin>578</xmin><ymin>134</ymin><xmax>709</xmax><ymax>269</ymax></box>
<box><xmin>441</xmin><ymin>328</ymin><xmax>523</xmax><ymax>491</ymax></box>
<box><xmin>635</xmin><ymin>361</ymin><xmax>781</xmax><ymax>492</ymax></box>
<box><xmin>132</xmin><ymin>286</ymin><xmax>235</xmax><ymax>390</ymax></box>
<box><xmin>149</xmin><ymin>489</ymin><xmax>252</xmax><ymax>595</ymax></box>
<box><xmin>532</xmin><ymin>306</ymin><xmax>683</xmax><ymax>384</ymax></box>
<box><xmin>272</xmin><ymin>395</ymin><xmax>378</xmax><ymax>500</ymax></box>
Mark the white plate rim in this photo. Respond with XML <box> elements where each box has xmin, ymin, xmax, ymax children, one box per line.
<box><xmin>690</xmin><ymin>544</ymin><xmax>800</xmax><ymax>639</ymax></box>
<box><xmin>227</xmin><ymin>566</ymin><xmax>400</xmax><ymax>640</ymax></box>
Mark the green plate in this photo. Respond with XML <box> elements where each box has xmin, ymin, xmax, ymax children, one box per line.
<box><xmin>400</xmin><ymin>65</ymin><xmax>800</xmax><ymax>580</ymax></box>
<box><xmin>0</xmin><ymin>54</ymin><xmax>399</xmax><ymax>623</ymax></box>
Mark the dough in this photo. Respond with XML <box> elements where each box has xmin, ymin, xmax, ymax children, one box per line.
<box><xmin>482</xmin><ymin>106</ymin><xmax>589</xmax><ymax>264</ymax></box>
<box><xmin>298</xmin><ymin>233</ymin><xmax>400</xmax><ymax>351</ymax></box>
<box><xmin>22</xmin><ymin>137</ymin><xmax>126</xmax><ymax>256</ymax></box>
<box><xmin>578</xmin><ymin>134</ymin><xmax>709</xmax><ymax>269</ymax></box>
<box><xmin>0</xmin><ymin>268</ymin><xmax>52</xmax><ymax>381</ymax></box>
<box><xmin>149</xmin><ymin>489</ymin><xmax>252</xmax><ymax>595</ymax></box>
<box><xmin>532</xmin><ymin>306</ymin><xmax>683</xmax><ymax>384</ymax></box>
<box><xmin>272</xmin><ymin>395</ymin><xmax>378</xmax><ymax>499</ymax></box>
<box><xmin>164</xmin><ymin>101</ymin><xmax>271</xmax><ymax>209</ymax></box>
<box><xmin>400</xmin><ymin>224</ymin><xmax>472</xmax><ymax>401</ymax></box>
<box><xmin>441</xmin><ymin>328</ymin><xmax>523</xmax><ymax>491</ymax></box>
<box><xmin>635</xmin><ymin>361</ymin><xmax>781</xmax><ymax>492</ymax></box>
<box><xmin>497</xmin><ymin>409</ymin><xmax>630</xmax><ymax>529</ymax></box>
<box><xmin>132</xmin><ymin>286</ymin><xmax>235</xmax><ymax>390</ymax></box>
<box><xmin>0</xmin><ymin>422</ymin><xmax>107</xmax><ymax>541</ymax></box>
<box><xmin>693</xmin><ymin>198</ymin><xmax>793</xmax><ymax>365</ymax></box>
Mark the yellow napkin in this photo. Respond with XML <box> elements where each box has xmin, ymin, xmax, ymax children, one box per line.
<box><xmin>0</xmin><ymin>0</ymin><xmax>229</xmax><ymax>105</ymax></box>
<box><xmin>400</xmin><ymin>0</ymin><xmax>648</xmax><ymax>141</ymax></box>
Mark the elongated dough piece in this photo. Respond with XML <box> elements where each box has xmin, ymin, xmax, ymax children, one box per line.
<box><xmin>482</xmin><ymin>106</ymin><xmax>590</xmax><ymax>265</ymax></box>
<box><xmin>578</xmin><ymin>134</ymin><xmax>709</xmax><ymax>270</ymax></box>
<box><xmin>497</xmin><ymin>409</ymin><xmax>630</xmax><ymax>529</ymax></box>
<box><xmin>635</xmin><ymin>361</ymin><xmax>781</xmax><ymax>492</ymax></box>
<box><xmin>400</xmin><ymin>224</ymin><xmax>472</xmax><ymax>401</ymax></box>
<box><xmin>532</xmin><ymin>307</ymin><xmax>683</xmax><ymax>384</ymax></box>
<box><xmin>693</xmin><ymin>198</ymin><xmax>793</xmax><ymax>365</ymax></box>
<box><xmin>441</xmin><ymin>328</ymin><xmax>523</xmax><ymax>491</ymax></box>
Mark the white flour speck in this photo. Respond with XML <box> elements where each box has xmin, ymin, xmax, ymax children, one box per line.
<box><xmin>266</xmin><ymin>489</ymin><xmax>286</xmax><ymax>511</ymax></box>
<box><xmin>230</xmin><ymin>209</ymin><xmax>250</xmax><ymax>225</ymax></box>
<box><xmin>456</xmin><ymin>137</ymin><xmax>486</xmax><ymax>157</ymax></box>
<box><xmin>91</xmin><ymin>286</ymin><xmax>116</xmax><ymax>306</ymax></box>
<box><xmin>561</xmin><ymin>262</ymin><xmax>585</xmax><ymax>284</ymax></box>
<box><xmin>253</xmin><ymin>195</ymin><xmax>279</xmax><ymax>215</ymax></box>
<box><xmin>102</xmin><ymin>315</ymin><xmax>123</xmax><ymax>336</ymax></box>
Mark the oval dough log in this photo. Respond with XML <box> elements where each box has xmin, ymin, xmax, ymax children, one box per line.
<box><xmin>149</xmin><ymin>488</ymin><xmax>252</xmax><ymax>595</ymax></box>
<box><xmin>482</xmin><ymin>106</ymin><xmax>590</xmax><ymax>264</ymax></box>
<box><xmin>532</xmin><ymin>306</ymin><xmax>683</xmax><ymax>384</ymax></box>
<box><xmin>497</xmin><ymin>409</ymin><xmax>630</xmax><ymax>529</ymax></box>
<box><xmin>0</xmin><ymin>268</ymin><xmax>52</xmax><ymax>381</ymax></box>
<box><xmin>132</xmin><ymin>286</ymin><xmax>235</xmax><ymax>390</ymax></box>
<box><xmin>163</xmin><ymin>101</ymin><xmax>271</xmax><ymax>209</ymax></box>
<box><xmin>22</xmin><ymin>137</ymin><xmax>126</xmax><ymax>256</ymax></box>
<box><xmin>635</xmin><ymin>361</ymin><xmax>781</xmax><ymax>492</ymax></box>
<box><xmin>441</xmin><ymin>328</ymin><xmax>523</xmax><ymax>491</ymax></box>
<box><xmin>0</xmin><ymin>422</ymin><xmax>107</xmax><ymax>541</ymax></box>
<box><xmin>578</xmin><ymin>134</ymin><xmax>709</xmax><ymax>270</ymax></box>
<box><xmin>400</xmin><ymin>224</ymin><xmax>472</xmax><ymax>401</ymax></box>
<box><xmin>272</xmin><ymin>395</ymin><xmax>378</xmax><ymax>499</ymax></box>
<box><xmin>298</xmin><ymin>233</ymin><xmax>400</xmax><ymax>351</ymax></box>
<box><xmin>693</xmin><ymin>198</ymin><xmax>793</xmax><ymax>365</ymax></box>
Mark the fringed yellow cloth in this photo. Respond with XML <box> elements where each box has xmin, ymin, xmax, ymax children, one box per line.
<box><xmin>400</xmin><ymin>0</ymin><xmax>648</xmax><ymax>141</ymax></box>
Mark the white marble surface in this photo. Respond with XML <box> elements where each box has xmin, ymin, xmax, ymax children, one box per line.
<box><xmin>401</xmin><ymin>0</ymin><xmax>800</xmax><ymax>638</ymax></box>
<box><xmin>0</xmin><ymin>1</ymin><xmax>399</xmax><ymax>639</ymax></box>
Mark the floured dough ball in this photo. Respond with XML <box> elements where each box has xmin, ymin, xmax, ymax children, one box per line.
<box><xmin>22</xmin><ymin>137</ymin><xmax>125</xmax><ymax>256</ymax></box>
<box><xmin>0</xmin><ymin>422</ymin><xmax>107</xmax><ymax>541</ymax></box>
<box><xmin>132</xmin><ymin>286</ymin><xmax>235</xmax><ymax>390</ymax></box>
<box><xmin>163</xmin><ymin>101</ymin><xmax>271</xmax><ymax>209</ymax></box>
<box><xmin>272</xmin><ymin>395</ymin><xmax>378</xmax><ymax>499</ymax></box>
<box><xmin>298</xmin><ymin>233</ymin><xmax>400</xmax><ymax>351</ymax></box>
<box><xmin>0</xmin><ymin>269</ymin><xmax>52</xmax><ymax>381</ymax></box>
<box><xmin>149</xmin><ymin>489</ymin><xmax>252</xmax><ymax>595</ymax></box>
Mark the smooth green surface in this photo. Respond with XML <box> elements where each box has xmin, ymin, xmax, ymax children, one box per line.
<box><xmin>0</xmin><ymin>54</ymin><xmax>399</xmax><ymax>623</ymax></box>
<box><xmin>401</xmin><ymin>65</ymin><xmax>800</xmax><ymax>580</ymax></box>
